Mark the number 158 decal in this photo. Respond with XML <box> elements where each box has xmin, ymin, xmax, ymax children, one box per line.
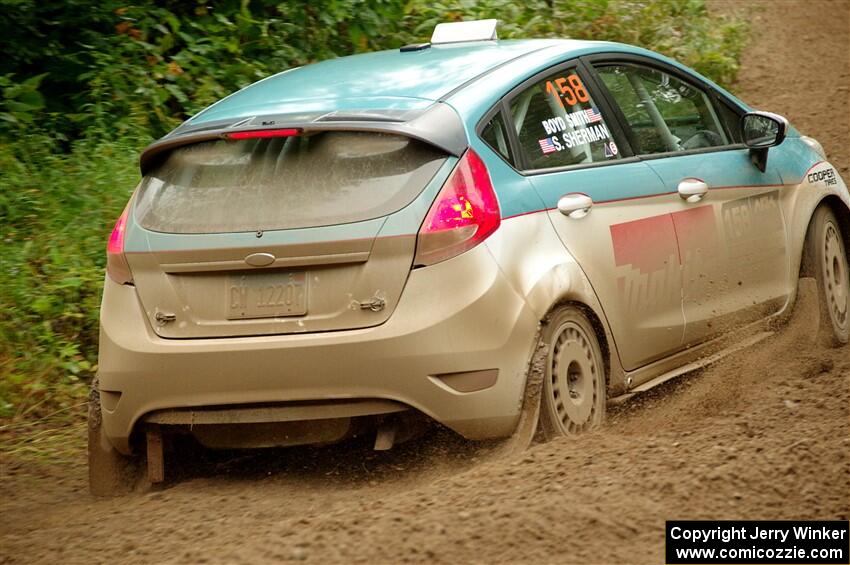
<box><xmin>545</xmin><ymin>74</ymin><xmax>590</xmax><ymax>107</ymax></box>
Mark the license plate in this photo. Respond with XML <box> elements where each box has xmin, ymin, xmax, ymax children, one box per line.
<box><xmin>226</xmin><ymin>271</ymin><xmax>308</xmax><ymax>319</ymax></box>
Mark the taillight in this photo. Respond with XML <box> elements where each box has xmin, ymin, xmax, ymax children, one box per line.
<box><xmin>106</xmin><ymin>205</ymin><xmax>133</xmax><ymax>284</ymax></box>
<box><xmin>225</xmin><ymin>128</ymin><xmax>301</xmax><ymax>140</ymax></box>
<box><xmin>414</xmin><ymin>148</ymin><xmax>500</xmax><ymax>267</ymax></box>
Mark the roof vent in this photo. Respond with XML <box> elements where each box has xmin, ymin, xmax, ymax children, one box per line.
<box><xmin>430</xmin><ymin>19</ymin><xmax>498</xmax><ymax>45</ymax></box>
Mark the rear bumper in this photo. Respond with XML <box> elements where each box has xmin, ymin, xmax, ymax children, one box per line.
<box><xmin>97</xmin><ymin>244</ymin><xmax>539</xmax><ymax>454</ymax></box>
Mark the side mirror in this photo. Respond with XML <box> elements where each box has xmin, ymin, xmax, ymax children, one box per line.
<box><xmin>741</xmin><ymin>111</ymin><xmax>789</xmax><ymax>172</ymax></box>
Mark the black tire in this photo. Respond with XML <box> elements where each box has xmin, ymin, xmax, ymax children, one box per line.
<box><xmin>802</xmin><ymin>205</ymin><xmax>850</xmax><ymax>346</ymax></box>
<box><xmin>88</xmin><ymin>385</ymin><xmax>141</xmax><ymax>496</ymax></box>
<box><xmin>538</xmin><ymin>306</ymin><xmax>607</xmax><ymax>439</ymax></box>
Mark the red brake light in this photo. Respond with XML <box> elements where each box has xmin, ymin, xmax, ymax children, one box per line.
<box><xmin>106</xmin><ymin>205</ymin><xmax>133</xmax><ymax>284</ymax></box>
<box><xmin>107</xmin><ymin>207</ymin><xmax>127</xmax><ymax>254</ymax></box>
<box><xmin>225</xmin><ymin>128</ymin><xmax>301</xmax><ymax>140</ymax></box>
<box><xmin>414</xmin><ymin>148</ymin><xmax>500</xmax><ymax>266</ymax></box>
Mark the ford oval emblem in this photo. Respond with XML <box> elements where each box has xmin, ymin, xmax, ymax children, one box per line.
<box><xmin>244</xmin><ymin>252</ymin><xmax>276</xmax><ymax>267</ymax></box>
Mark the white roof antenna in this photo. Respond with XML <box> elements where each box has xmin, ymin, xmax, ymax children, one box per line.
<box><xmin>431</xmin><ymin>19</ymin><xmax>499</xmax><ymax>45</ymax></box>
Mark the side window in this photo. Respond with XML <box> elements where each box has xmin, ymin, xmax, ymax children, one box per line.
<box><xmin>480</xmin><ymin>111</ymin><xmax>513</xmax><ymax>164</ymax></box>
<box><xmin>508</xmin><ymin>66</ymin><xmax>621</xmax><ymax>171</ymax></box>
<box><xmin>596</xmin><ymin>64</ymin><xmax>728</xmax><ymax>155</ymax></box>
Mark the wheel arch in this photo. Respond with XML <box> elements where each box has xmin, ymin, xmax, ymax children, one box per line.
<box><xmin>507</xmin><ymin>255</ymin><xmax>629</xmax><ymax>397</ymax></box>
<box><xmin>485</xmin><ymin>214</ymin><xmax>630</xmax><ymax>397</ymax></box>
<box><xmin>799</xmin><ymin>194</ymin><xmax>850</xmax><ymax>277</ymax></box>
<box><xmin>818</xmin><ymin>194</ymin><xmax>850</xmax><ymax>252</ymax></box>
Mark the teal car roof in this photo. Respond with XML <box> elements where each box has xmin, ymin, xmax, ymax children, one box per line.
<box><xmin>188</xmin><ymin>38</ymin><xmax>747</xmax><ymax>126</ymax></box>
<box><xmin>189</xmin><ymin>39</ymin><xmax>576</xmax><ymax>123</ymax></box>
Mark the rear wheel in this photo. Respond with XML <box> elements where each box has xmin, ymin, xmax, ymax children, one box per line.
<box><xmin>803</xmin><ymin>205</ymin><xmax>849</xmax><ymax>346</ymax></box>
<box><xmin>538</xmin><ymin>306</ymin><xmax>607</xmax><ymax>439</ymax></box>
<box><xmin>88</xmin><ymin>385</ymin><xmax>141</xmax><ymax>496</ymax></box>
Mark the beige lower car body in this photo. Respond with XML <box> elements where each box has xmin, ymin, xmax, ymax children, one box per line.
<box><xmin>97</xmin><ymin>161</ymin><xmax>849</xmax><ymax>455</ymax></box>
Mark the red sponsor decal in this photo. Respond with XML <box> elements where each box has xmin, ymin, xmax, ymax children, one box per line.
<box><xmin>671</xmin><ymin>205</ymin><xmax>719</xmax><ymax>264</ymax></box>
<box><xmin>611</xmin><ymin>206</ymin><xmax>719</xmax><ymax>275</ymax></box>
<box><xmin>610</xmin><ymin>214</ymin><xmax>679</xmax><ymax>275</ymax></box>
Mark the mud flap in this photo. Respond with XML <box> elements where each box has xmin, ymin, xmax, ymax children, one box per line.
<box><xmin>146</xmin><ymin>425</ymin><xmax>165</xmax><ymax>484</ymax></box>
<box><xmin>88</xmin><ymin>384</ymin><xmax>142</xmax><ymax>496</ymax></box>
<box><xmin>374</xmin><ymin>422</ymin><xmax>396</xmax><ymax>451</ymax></box>
<box><xmin>492</xmin><ymin>339</ymin><xmax>547</xmax><ymax>458</ymax></box>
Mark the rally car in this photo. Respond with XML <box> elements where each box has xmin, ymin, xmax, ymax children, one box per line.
<box><xmin>90</xmin><ymin>20</ymin><xmax>850</xmax><ymax>494</ymax></box>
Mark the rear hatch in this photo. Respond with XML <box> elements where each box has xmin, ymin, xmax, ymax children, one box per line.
<box><xmin>124</xmin><ymin>130</ymin><xmax>452</xmax><ymax>338</ymax></box>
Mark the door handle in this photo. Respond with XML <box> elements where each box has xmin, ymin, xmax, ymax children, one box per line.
<box><xmin>678</xmin><ymin>178</ymin><xmax>709</xmax><ymax>203</ymax></box>
<box><xmin>557</xmin><ymin>193</ymin><xmax>593</xmax><ymax>219</ymax></box>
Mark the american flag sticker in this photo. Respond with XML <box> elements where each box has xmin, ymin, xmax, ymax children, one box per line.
<box><xmin>584</xmin><ymin>107</ymin><xmax>602</xmax><ymax>123</ymax></box>
<box><xmin>538</xmin><ymin>137</ymin><xmax>557</xmax><ymax>154</ymax></box>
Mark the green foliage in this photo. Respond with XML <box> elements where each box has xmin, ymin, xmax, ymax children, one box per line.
<box><xmin>0</xmin><ymin>0</ymin><xmax>745</xmax><ymax>140</ymax></box>
<box><xmin>0</xmin><ymin>73</ymin><xmax>48</xmax><ymax>126</ymax></box>
<box><xmin>2</xmin><ymin>0</ymin><xmax>414</xmax><ymax>139</ymax></box>
<box><xmin>0</xmin><ymin>133</ymin><xmax>144</xmax><ymax>419</ymax></box>
<box><xmin>0</xmin><ymin>0</ymin><xmax>746</xmax><ymax>422</ymax></box>
<box><xmin>406</xmin><ymin>0</ymin><xmax>745</xmax><ymax>86</ymax></box>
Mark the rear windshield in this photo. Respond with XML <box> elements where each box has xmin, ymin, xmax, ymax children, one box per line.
<box><xmin>134</xmin><ymin>132</ymin><xmax>448</xmax><ymax>234</ymax></box>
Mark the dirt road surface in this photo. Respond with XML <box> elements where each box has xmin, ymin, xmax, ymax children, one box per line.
<box><xmin>1</xmin><ymin>1</ymin><xmax>848</xmax><ymax>563</ymax></box>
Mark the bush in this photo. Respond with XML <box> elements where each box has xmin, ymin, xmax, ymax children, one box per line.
<box><xmin>1</xmin><ymin>0</ymin><xmax>745</xmax><ymax>140</ymax></box>
<box><xmin>0</xmin><ymin>0</ymin><xmax>746</xmax><ymax>422</ymax></box>
<box><xmin>408</xmin><ymin>0</ymin><xmax>745</xmax><ymax>87</ymax></box>
<box><xmin>0</xmin><ymin>133</ymin><xmax>144</xmax><ymax>418</ymax></box>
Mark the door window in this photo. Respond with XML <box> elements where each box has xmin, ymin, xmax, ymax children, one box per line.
<box><xmin>595</xmin><ymin>64</ymin><xmax>728</xmax><ymax>154</ymax></box>
<box><xmin>509</xmin><ymin>66</ymin><xmax>622</xmax><ymax>171</ymax></box>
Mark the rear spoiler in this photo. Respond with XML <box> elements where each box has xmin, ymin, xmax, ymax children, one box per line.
<box><xmin>139</xmin><ymin>102</ymin><xmax>468</xmax><ymax>175</ymax></box>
